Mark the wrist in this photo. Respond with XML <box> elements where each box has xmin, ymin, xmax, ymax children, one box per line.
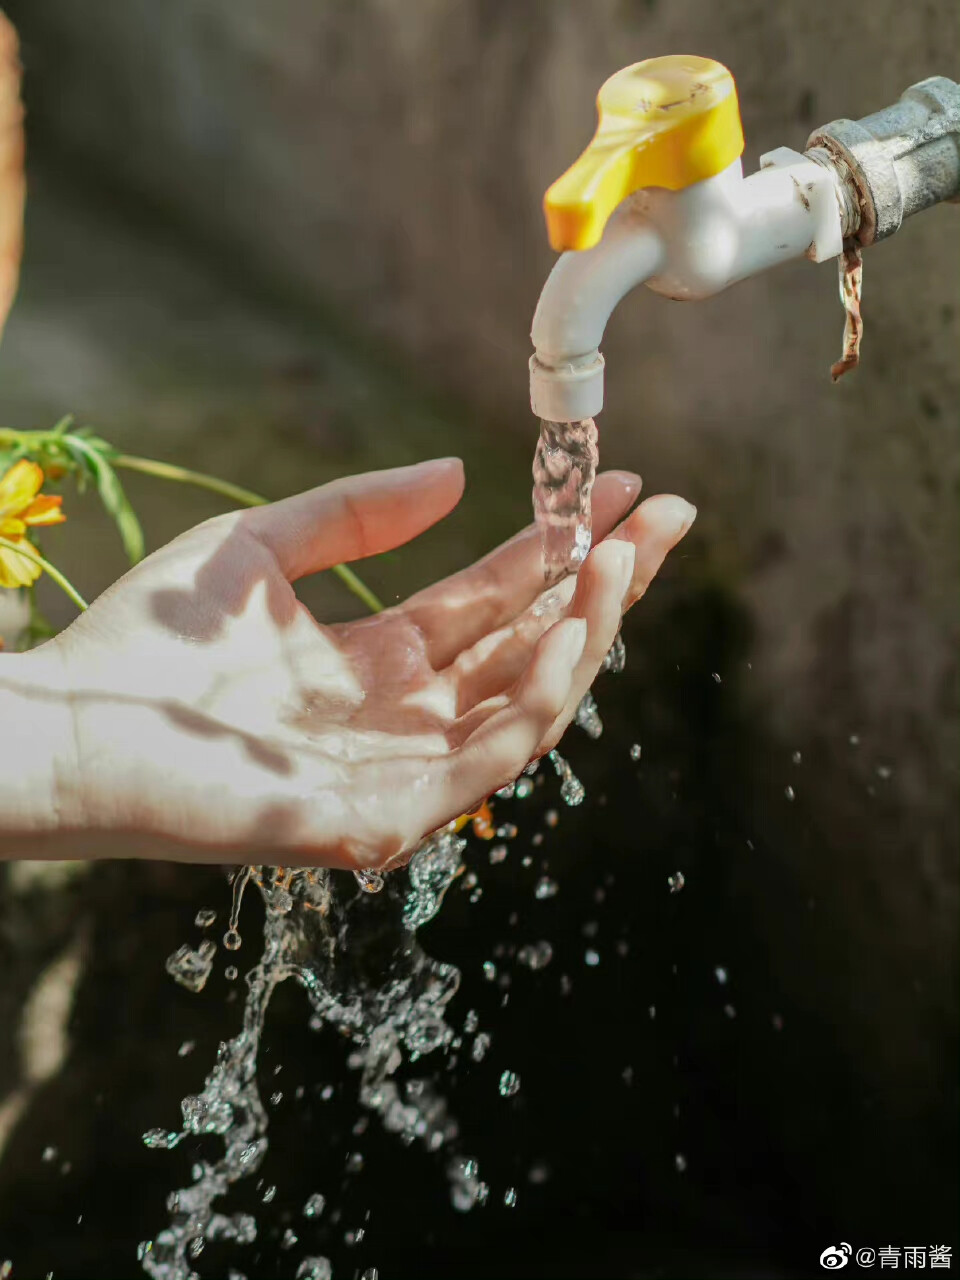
<box><xmin>0</xmin><ymin>640</ymin><xmax>82</xmax><ymax>851</ymax></box>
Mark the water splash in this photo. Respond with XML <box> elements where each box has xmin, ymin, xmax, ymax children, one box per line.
<box><xmin>141</xmin><ymin>830</ymin><xmax>468</xmax><ymax>1278</ymax></box>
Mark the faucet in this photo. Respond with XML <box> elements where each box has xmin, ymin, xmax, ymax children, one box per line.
<box><xmin>529</xmin><ymin>55</ymin><xmax>960</xmax><ymax>421</ymax></box>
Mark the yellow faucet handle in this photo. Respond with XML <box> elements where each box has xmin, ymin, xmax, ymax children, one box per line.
<box><xmin>543</xmin><ymin>55</ymin><xmax>744</xmax><ymax>252</ymax></box>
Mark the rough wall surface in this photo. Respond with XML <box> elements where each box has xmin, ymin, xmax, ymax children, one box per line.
<box><xmin>4</xmin><ymin>0</ymin><xmax>958</xmax><ymax>1110</ymax></box>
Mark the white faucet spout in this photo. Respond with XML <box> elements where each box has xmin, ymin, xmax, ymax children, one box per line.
<box><xmin>529</xmin><ymin>205</ymin><xmax>664</xmax><ymax>422</ymax></box>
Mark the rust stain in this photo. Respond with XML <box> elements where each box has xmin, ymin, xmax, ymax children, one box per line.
<box><xmin>830</xmin><ymin>244</ymin><xmax>864</xmax><ymax>382</ymax></box>
<box><xmin>791</xmin><ymin>175</ymin><xmax>811</xmax><ymax>212</ymax></box>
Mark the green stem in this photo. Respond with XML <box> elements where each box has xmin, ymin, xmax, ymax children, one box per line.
<box><xmin>112</xmin><ymin>454</ymin><xmax>269</xmax><ymax>510</ymax></box>
<box><xmin>0</xmin><ymin>538</ymin><xmax>88</xmax><ymax>612</ymax></box>
<box><xmin>113</xmin><ymin>453</ymin><xmax>385</xmax><ymax>613</ymax></box>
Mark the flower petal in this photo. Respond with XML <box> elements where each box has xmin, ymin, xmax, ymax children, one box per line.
<box><xmin>0</xmin><ymin>541</ymin><xmax>41</xmax><ymax>587</ymax></box>
<box><xmin>0</xmin><ymin>515</ymin><xmax>25</xmax><ymax>537</ymax></box>
<box><xmin>22</xmin><ymin>493</ymin><xmax>65</xmax><ymax>526</ymax></box>
<box><xmin>0</xmin><ymin>458</ymin><xmax>43</xmax><ymax>517</ymax></box>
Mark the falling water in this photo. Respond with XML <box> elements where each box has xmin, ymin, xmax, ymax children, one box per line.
<box><xmin>531</xmin><ymin>413</ymin><xmax>619</xmax><ymax>782</ymax></box>
<box><xmin>531</xmin><ymin>418</ymin><xmax>599</xmax><ymax>586</ymax></box>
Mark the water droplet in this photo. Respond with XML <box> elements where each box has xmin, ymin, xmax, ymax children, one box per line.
<box><xmin>544</xmin><ymin>809</ymin><xmax>559</xmax><ymax>829</ymax></box>
<box><xmin>877</xmin><ymin>764</ymin><xmax>893</xmax><ymax>779</ymax></box>
<box><xmin>574</xmin><ymin>690</ymin><xmax>604</xmax><ymax>739</ymax></box>
<box><xmin>849</xmin><ymin>733</ymin><xmax>860</xmax><ymax>746</ymax></box>
<box><xmin>489</xmin><ymin>843</ymin><xmax>508</xmax><ymax>865</ymax></box>
<box><xmin>303</xmin><ymin>1192</ymin><xmax>326</xmax><ymax>1218</ymax></box>
<box><xmin>791</xmin><ymin>751</ymin><xmax>802</xmax><ymax>765</ymax></box>
<box><xmin>549</xmin><ymin>750</ymin><xmax>585</xmax><ymax>805</ymax></box>
<box><xmin>497</xmin><ymin>823</ymin><xmax>518</xmax><ymax>839</ymax></box>
<box><xmin>354</xmin><ymin>868</ymin><xmax>385</xmax><ymax>894</ymax></box>
<box><xmin>503</xmin><ymin>1186</ymin><xmax>517</xmax><ymax>1208</ymax></box>
<box><xmin>482</xmin><ymin>960</ymin><xmax>497</xmax><ymax>982</ymax></box>
<box><xmin>648</xmin><ymin>1005</ymin><xmax>656</xmax><ymax>1019</ymax></box>
<box><xmin>515</xmin><ymin>776</ymin><xmax>535</xmax><ymax>799</ymax></box>
<box><xmin>711</xmin><ymin>672</ymin><xmax>722</xmax><ymax>684</ymax></box>
<box><xmin>280</xmin><ymin>1227</ymin><xmax>299</xmax><ymax>1250</ymax></box>
<box><xmin>772</xmin><ymin>1013</ymin><xmax>784</xmax><ymax>1031</ymax></box>
<box><xmin>616</xmin><ymin>939</ymin><xmax>630</xmax><ymax>957</ymax></box>
<box><xmin>224</xmin><ymin>965</ymin><xmax>238</xmax><ymax>981</ymax></box>
<box><xmin>629</xmin><ymin>743</ymin><xmax>642</xmax><ymax>762</ymax></box>
<box><xmin>142</xmin><ymin>1127</ymin><xmax>182</xmax><ymax>1150</ymax></box>
<box><xmin>667</xmin><ymin>871</ymin><xmax>685</xmax><ymax>894</ymax></box>
<box><xmin>188</xmin><ymin>1236</ymin><xmax>204</xmax><ymax>1259</ymax></box>
<box><xmin>261</xmin><ymin>1184</ymin><xmax>276</xmax><ymax>1203</ymax></box>
<box><xmin>362</xmin><ymin>1268</ymin><xmax>379</xmax><ymax>1280</ymax></box>
<box><xmin>463</xmin><ymin>1009</ymin><xmax>479</xmax><ymax>1033</ymax></box>
<box><xmin>584</xmin><ymin>949</ymin><xmax>600</xmax><ymax>967</ymax></box>
<box><xmin>714</xmin><ymin>966</ymin><xmax>728</xmax><ymax>985</ymax></box>
<box><xmin>222</xmin><ymin>928</ymin><xmax>242</xmax><ymax>952</ymax></box>
<box><xmin>345</xmin><ymin>1151</ymin><xmax>364</xmax><ymax>1174</ymax></box>
<box><xmin>675</xmin><ymin>1153</ymin><xmax>687</xmax><ymax>1172</ymax></box>
<box><xmin>498</xmin><ymin>1070</ymin><xmax>521</xmax><ymax>1098</ymax></box>
<box><xmin>602</xmin><ymin>633</ymin><xmax>626</xmax><ymax>673</ymax></box>
<box><xmin>534</xmin><ymin>876</ymin><xmax>558</xmax><ymax>900</ymax></box>
<box><xmin>723</xmin><ymin>1004</ymin><xmax>736</xmax><ymax>1018</ymax></box>
<box><xmin>165</xmin><ymin>941</ymin><xmax>216</xmax><ymax>992</ymax></box>
<box><xmin>471</xmin><ymin>1033</ymin><xmax>491</xmax><ymax>1063</ymax></box>
<box><xmin>42</xmin><ymin>1146</ymin><xmax>57</xmax><ymax>1162</ymax></box>
<box><xmin>296</xmin><ymin>1261</ymin><xmax>332</xmax><ymax>1280</ymax></box>
<box><xmin>528</xmin><ymin>1162</ymin><xmax>550</xmax><ymax>1184</ymax></box>
<box><xmin>784</xmin><ymin>784</ymin><xmax>796</xmax><ymax>801</ymax></box>
<box><xmin>517</xmin><ymin>941</ymin><xmax>553</xmax><ymax>971</ymax></box>
<box><xmin>136</xmin><ymin>1242</ymin><xmax>152</xmax><ymax>1262</ymax></box>
<box><xmin>177</xmin><ymin>1039</ymin><xmax>195</xmax><ymax>1057</ymax></box>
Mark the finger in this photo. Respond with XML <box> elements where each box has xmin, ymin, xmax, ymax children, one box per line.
<box><xmin>535</xmin><ymin>539</ymin><xmax>634</xmax><ymax>751</ymax></box>
<box><xmin>242</xmin><ymin>458</ymin><xmax>464</xmax><ymax>582</ymax></box>
<box><xmin>614</xmin><ymin>493</ymin><xmax>697</xmax><ymax>608</ymax></box>
<box><xmin>402</xmin><ymin>469</ymin><xmax>641</xmax><ymax>667</ymax></box>
<box><xmin>536</xmin><ymin>495</ymin><xmax>696</xmax><ymax>754</ymax></box>
<box><xmin>450</xmin><ymin>494</ymin><xmax>697</xmax><ymax>716</ymax></box>
<box><xmin>448</xmin><ymin>574</ymin><xmax>578</xmax><ymax>715</ymax></box>
<box><xmin>440</xmin><ymin>615</ymin><xmax>588</xmax><ymax>813</ymax></box>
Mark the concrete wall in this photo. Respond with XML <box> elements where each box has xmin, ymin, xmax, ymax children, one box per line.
<box><xmin>0</xmin><ymin>2</ymin><xmax>956</xmax><ymax>1257</ymax></box>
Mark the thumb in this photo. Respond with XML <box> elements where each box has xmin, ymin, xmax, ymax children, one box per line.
<box><xmin>243</xmin><ymin>458</ymin><xmax>464</xmax><ymax>582</ymax></box>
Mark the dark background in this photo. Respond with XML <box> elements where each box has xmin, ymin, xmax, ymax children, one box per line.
<box><xmin>0</xmin><ymin>2</ymin><xmax>957</xmax><ymax>1277</ymax></box>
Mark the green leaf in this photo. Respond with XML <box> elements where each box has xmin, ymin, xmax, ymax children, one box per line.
<box><xmin>89</xmin><ymin>451</ymin><xmax>145</xmax><ymax>564</ymax></box>
<box><xmin>65</xmin><ymin>434</ymin><xmax>145</xmax><ymax>564</ymax></box>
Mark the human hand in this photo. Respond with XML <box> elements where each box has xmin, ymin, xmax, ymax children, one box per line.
<box><xmin>6</xmin><ymin>459</ymin><xmax>694</xmax><ymax>869</ymax></box>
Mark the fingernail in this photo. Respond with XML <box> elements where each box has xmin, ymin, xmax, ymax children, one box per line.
<box><xmin>560</xmin><ymin>616</ymin><xmax>588</xmax><ymax>666</ymax></box>
<box><xmin>609</xmin><ymin>469</ymin><xmax>642</xmax><ymax>498</ymax></box>
<box><xmin>610</xmin><ymin>539</ymin><xmax>636</xmax><ymax>601</ymax></box>
<box><xmin>662</xmin><ymin>497</ymin><xmax>698</xmax><ymax>537</ymax></box>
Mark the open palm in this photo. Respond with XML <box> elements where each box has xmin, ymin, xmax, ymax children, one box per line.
<box><xmin>49</xmin><ymin>459</ymin><xmax>694</xmax><ymax>869</ymax></box>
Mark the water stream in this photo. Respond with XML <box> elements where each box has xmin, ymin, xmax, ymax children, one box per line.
<box><xmin>141</xmin><ymin>417</ymin><xmax>614</xmax><ymax>1278</ymax></box>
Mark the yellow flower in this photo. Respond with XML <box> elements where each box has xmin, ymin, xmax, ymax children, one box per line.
<box><xmin>0</xmin><ymin>458</ymin><xmax>66</xmax><ymax>588</ymax></box>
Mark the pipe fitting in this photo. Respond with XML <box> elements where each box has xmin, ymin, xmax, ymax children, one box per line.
<box><xmin>806</xmin><ymin>75</ymin><xmax>960</xmax><ymax>245</ymax></box>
